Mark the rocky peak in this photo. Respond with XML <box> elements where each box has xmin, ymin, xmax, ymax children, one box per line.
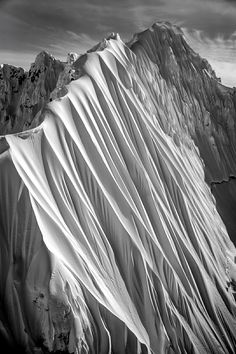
<box><xmin>129</xmin><ymin>22</ymin><xmax>218</xmax><ymax>83</ymax></box>
<box><xmin>34</xmin><ymin>50</ymin><xmax>54</xmax><ymax>64</ymax></box>
<box><xmin>67</xmin><ymin>52</ymin><xmax>79</xmax><ymax>65</ymax></box>
<box><xmin>128</xmin><ymin>22</ymin><xmax>236</xmax><ymax>242</ymax></box>
<box><xmin>0</xmin><ymin>52</ymin><xmax>65</xmax><ymax>134</ymax></box>
<box><xmin>128</xmin><ymin>22</ymin><xmax>236</xmax><ymax>173</ymax></box>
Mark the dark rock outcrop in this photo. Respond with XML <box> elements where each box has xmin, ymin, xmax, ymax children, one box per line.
<box><xmin>0</xmin><ymin>52</ymin><xmax>65</xmax><ymax>134</ymax></box>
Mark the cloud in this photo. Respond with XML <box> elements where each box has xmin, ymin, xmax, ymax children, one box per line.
<box><xmin>49</xmin><ymin>32</ymin><xmax>97</xmax><ymax>59</ymax></box>
<box><xmin>0</xmin><ymin>0</ymin><xmax>9</xmax><ymax>6</ymax></box>
<box><xmin>209</xmin><ymin>61</ymin><xmax>236</xmax><ymax>87</ymax></box>
<box><xmin>0</xmin><ymin>50</ymin><xmax>36</xmax><ymax>69</ymax></box>
<box><xmin>183</xmin><ymin>28</ymin><xmax>236</xmax><ymax>61</ymax></box>
<box><xmin>0</xmin><ymin>0</ymin><xmax>236</xmax><ymax>73</ymax></box>
<box><xmin>183</xmin><ymin>27</ymin><xmax>236</xmax><ymax>87</ymax></box>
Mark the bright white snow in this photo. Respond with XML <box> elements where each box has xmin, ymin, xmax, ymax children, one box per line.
<box><xmin>0</xmin><ymin>33</ymin><xmax>236</xmax><ymax>353</ymax></box>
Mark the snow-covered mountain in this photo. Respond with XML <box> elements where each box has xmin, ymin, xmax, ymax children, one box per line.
<box><xmin>1</xmin><ymin>22</ymin><xmax>236</xmax><ymax>353</ymax></box>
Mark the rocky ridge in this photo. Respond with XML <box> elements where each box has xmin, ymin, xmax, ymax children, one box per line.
<box><xmin>0</xmin><ymin>51</ymin><xmax>78</xmax><ymax>134</ymax></box>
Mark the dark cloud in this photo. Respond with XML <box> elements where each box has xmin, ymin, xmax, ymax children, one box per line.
<box><xmin>2</xmin><ymin>0</ymin><xmax>236</xmax><ymax>42</ymax></box>
<box><xmin>0</xmin><ymin>0</ymin><xmax>235</xmax><ymax>85</ymax></box>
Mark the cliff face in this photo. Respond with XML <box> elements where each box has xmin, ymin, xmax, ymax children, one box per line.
<box><xmin>0</xmin><ymin>52</ymin><xmax>65</xmax><ymax>134</ymax></box>
<box><xmin>129</xmin><ymin>22</ymin><xmax>236</xmax><ymax>182</ymax></box>
<box><xmin>128</xmin><ymin>22</ymin><xmax>236</xmax><ymax>242</ymax></box>
<box><xmin>0</xmin><ymin>23</ymin><xmax>236</xmax><ymax>354</ymax></box>
<box><xmin>0</xmin><ymin>64</ymin><xmax>26</xmax><ymax>133</ymax></box>
<box><xmin>0</xmin><ymin>51</ymin><xmax>90</xmax><ymax>135</ymax></box>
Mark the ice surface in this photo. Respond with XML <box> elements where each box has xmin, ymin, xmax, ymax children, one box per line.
<box><xmin>0</xmin><ymin>25</ymin><xmax>236</xmax><ymax>353</ymax></box>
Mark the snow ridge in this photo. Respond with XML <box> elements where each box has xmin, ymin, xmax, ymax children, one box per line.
<box><xmin>0</xmin><ymin>27</ymin><xmax>236</xmax><ymax>353</ymax></box>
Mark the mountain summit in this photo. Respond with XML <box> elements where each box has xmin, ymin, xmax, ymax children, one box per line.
<box><xmin>0</xmin><ymin>22</ymin><xmax>236</xmax><ymax>353</ymax></box>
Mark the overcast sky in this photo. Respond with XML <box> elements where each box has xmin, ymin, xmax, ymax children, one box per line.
<box><xmin>0</xmin><ymin>0</ymin><xmax>235</xmax><ymax>86</ymax></box>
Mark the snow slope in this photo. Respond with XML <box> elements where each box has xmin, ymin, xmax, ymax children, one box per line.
<box><xmin>1</xmin><ymin>26</ymin><xmax>236</xmax><ymax>353</ymax></box>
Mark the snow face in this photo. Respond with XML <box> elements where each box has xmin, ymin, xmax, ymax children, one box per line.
<box><xmin>0</xmin><ymin>27</ymin><xmax>236</xmax><ymax>353</ymax></box>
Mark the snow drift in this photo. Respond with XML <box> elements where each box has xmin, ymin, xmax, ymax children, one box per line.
<box><xmin>1</xmin><ymin>23</ymin><xmax>236</xmax><ymax>353</ymax></box>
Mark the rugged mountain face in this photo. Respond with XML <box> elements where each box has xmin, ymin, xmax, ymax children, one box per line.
<box><xmin>0</xmin><ymin>22</ymin><xmax>236</xmax><ymax>354</ymax></box>
<box><xmin>0</xmin><ymin>52</ymin><xmax>65</xmax><ymax>134</ymax></box>
<box><xmin>129</xmin><ymin>23</ymin><xmax>236</xmax><ymax>181</ymax></box>
<box><xmin>128</xmin><ymin>22</ymin><xmax>236</xmax><ymax>243</ymax></box>
<box><xmin>0</xmin><ymin>51</ymin><xmax>93</xmax><ymax>135</ymax></box>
